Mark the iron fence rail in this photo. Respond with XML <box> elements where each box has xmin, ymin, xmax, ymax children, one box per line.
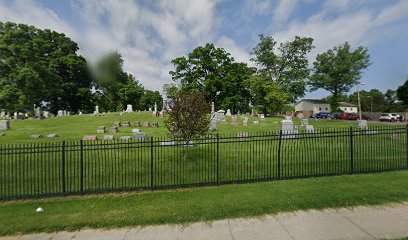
<box><xmin>0</xmin><ymin>126</ymin><xmax>407</xmax><ymax>200</ymax></box>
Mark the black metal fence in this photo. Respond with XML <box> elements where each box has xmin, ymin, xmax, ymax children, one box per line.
<box><xmin>1</xmin><ymin>126</ymin><xmax>407</xmax><ymax>200</ymax></box>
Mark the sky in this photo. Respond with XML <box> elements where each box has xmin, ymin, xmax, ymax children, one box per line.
<box><xmin>0</xmin><ymin>0</ymin><xmax>407</xmax><ymax>99</ymax></box>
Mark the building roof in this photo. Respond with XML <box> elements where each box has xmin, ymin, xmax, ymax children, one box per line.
<box><xmin>299</xmin><ymin>99</ymin><xmax>329</xmax><ymax>104</ymax></box>
<box><xmin>339</xmin><ymin>102</ymin><xmax>357</xmax><ymax>107</ymax></box>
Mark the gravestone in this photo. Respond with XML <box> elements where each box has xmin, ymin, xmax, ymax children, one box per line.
<box><xmin>302</xmin><ymin>119</ymin><xmax>309</xmax><ymax>126</ymax></box>
<box><xmin>16</xmin><ymin>113</ymin><xmax>24</xmax><ymax>120</ymax></box>
<box><xmin>184</xmin><ymin>140</ymin><xmax>194</xmax><ymax>147</ymax></box>
<box><xmin>254</xmin><ymin>121</ymin><xmax>259</xmax><ymax>124</ymax></box>
<box><xmin>259</xmin><ymin>114</ymin><xmax>265</xmax><ymax>119</ymax></box>
<box><xmin>209</xmin><ymin>113</ymin><xmax>217</xmax><ymax>131</ymax></box>
<box><xmin>237</xmin><ymin>132</ymin><xmax>249</xmax><ymax>138</ymax></box>
<box><xmin>94</xmin><ymin>106</ymin><xmax>99</xmax><ymax>115</ymax></box>
<box><xmin>357</xmin><ymin>120</ymin><xmax>368</xmax><ymax>129</ymax></box>
<box><xmin>133</xmin><ymin>132</ymin><xmax>147</xmax><ymax>141</ymax></box>
<box><xmin>122</xmin><ymin>121</ymin><xmax>131</xmax><ymax>127</ymax></box>
<box><xmin>160</xmin><ymin>141</ymin><xmax>176</xmax><ymax>146</ymax></box>
<box><xmin>0</xmin><ymin>120</ymin><xmax>10</xmax><ymax>130</ymax></box>
<box><xmin>306</xmin><ymin>125</ymin><xmax>315</xmax><ymax>133</ymax></box>
<box><xmin>226</xmin><ymin>109</ymin><xmax>232</xmax><ymax>116</ymax></box>
<box><xmin>103</xmin><ymin>135</ymin><xmax>114</xmax><ymax>141</ymax></box>
<box><xmin>43</xmin><ymin>111</ymin><xmax>50</xmax><ymax>118</ymax></box>
<box><xmin>231</xmin><ymin>116</ymin><xmax>238</xmax><ymax>125</ymax></box>
<box><xmin>83</xmin><ymin>135</ymin><xmax>97</xmax><ymax>141</ymax></box>
<box><xmin>134</xmin><ymin>121</ymin><xmax>141</xmax><ymax>127</ymax></box>
<box><xmin>0</xmin><ymin>133</ymin><xmax>5</xmax><ymax>137</ymax></box>
<box><xmin>243</xmin><ymin>117</ymin><xmax>248</xmax><ymax>126</ymax></box>
<box><xmin>47</xmin><ymin>134</ymin><xmax>58</xmax><ymax>138</ymax></box>
<box><xmin>97</xmin><ymin>129</ymin><xmax>105</xmax><ymax>134</ymax></box>
<box><xmin>143</xmin><ymin>121</ymin><xmax>150</xmax><ymax>127</ymax></box>
<box><xmin>217</xmin><ymin>110</ymin><xmax>225</xmax><ymax>121</ymax></box>
<box><xmin>132</xmin><ymin>129</ymin><xmax>140</xmax><ymax>133</ymax></box>
<box><xmin>110</xmin><ymin>126</ymin><xmax>119</xmax><ymax>133</ymax></box>
<box><xmin>113</xmin><ymin>121</ymin><xmax>121</xmax><ymax>127</ymax></box>
<box><xmin>281</xmin><ymin>119</ymin><xmax>294</xmax><ymax>132</ymax></box>
<box><xmin>58</xmin><ymin>110</ymin><xmax>64</xmax><ymax>117</ymax></box>
<box><xmin>30</xmin><ymin>134</ymin><xmax>43</xmax><ymax>139</ymax></box>
<box><xmin>120</xmin><ymin>136</ymin><xmax>132</xmax><ymax>141</ymax></box>
<box><xmin>0</xmin><ymin>111</ymin><xmax>5</xmax><ymax>118</ymax></box>
<box><xmin>125</xmin><ymin>104</ymin><xmax>133</xmax><ymax>112</ymax></box>
<box><xmin>251</xmin><ymin>109</ymin><xmax>254</xmax><ymax>116</ymax></box>
<box><xmin>211</xmin><ymin>102</ymin><xmax>215</xmax><ymax>113</ymax></box>
<box><xmin>152</xmin><ymin>122</ymin><xmax>159</xmax><ymax>128</ymax></box>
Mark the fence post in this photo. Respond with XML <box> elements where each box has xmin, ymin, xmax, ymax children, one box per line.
<box><xmin>80</xmin><ymin>140</ymin><xmax>84</xmax><ymax>194</ymax></box>
<box><xmin>216</xmin><ymin>133</ymin><xmax>219</xmax><ymax>185</ymax></box>
<box><xmin>350</xmin><ymin>127</ymin><xmax>354</xmax><ymax>174</ymax></box>
<box><xmin>277</xmin><ymin>130</ymin><xmax>283</xmax><ymax>179</ymax></box>
<box><xmin>61</xmin><ymin>141</ymin><xmax>66</xmax><ymax>195</ymax></box>
<box><xmin>150</xmin><ymin>137</ymin><xmax>154</xmax><ymax>190</ymax></box>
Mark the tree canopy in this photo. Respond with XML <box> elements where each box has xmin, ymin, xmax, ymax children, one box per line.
<box><xmin>0</xmin><ymin>21</ymin><xmax>92</xmax><ymax>113</ymax></box>
<box><xmin>397</xmin><ymin>78</ymin><xmax>408</xmax><ymax>108</ymax></box>
<box><xmin>309</xmin><ymin>42</ymin><xmax>371</xmax><ymax>111</ymax></box>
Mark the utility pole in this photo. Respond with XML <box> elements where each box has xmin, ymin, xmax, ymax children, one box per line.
<box><xmin>357</xmin><ymin>81</ymin><xmax>365</xmax><ymax>119</ymax></box>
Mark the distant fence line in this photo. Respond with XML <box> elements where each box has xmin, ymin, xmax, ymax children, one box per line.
<box><xmin>0</xmin><ymin>126</ymin><xmax>407</xmax><ymax>200</ymax></box>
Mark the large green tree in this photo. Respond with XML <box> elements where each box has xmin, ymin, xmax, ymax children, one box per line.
<box><xmin>140</xmin><ymin>90</ymin><xmax>163</xmax><ymax>111</ymax></box>
<box><xmin>397</xmin><ymin>78</ymin><xmax>408</xmax><ymax>109</ymax></box>
<box><xmin>169</xmin><ymin>43</ymin><xmax>253</xmax><ymax>113</ymax></box>
<box><xmin>0</xmin><ymin>22</ymin><xmax>92</xmax><ymax>113</ymax></box>
<box><xmin>251</xmin><ymin>34</ymin><xmax>314</xmax><ymax>102</ymax></box>
<box><xmin>309</xmin><ymin>42</ymin><xmax>370</xmax><ymax>111</ymax></box>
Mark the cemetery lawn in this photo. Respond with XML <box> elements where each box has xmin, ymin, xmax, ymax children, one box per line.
<box><xmin>1</xmin><ymin>170</ymin><xmax>408</xmax><ymax>236</ymax></box>
<box><xmin>0</xmin><ymin>112</ymin><xmax>388</xmax><ymax>143</ymax></box>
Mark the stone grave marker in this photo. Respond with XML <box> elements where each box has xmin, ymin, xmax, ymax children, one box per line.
<box><xmin>47</xmin><ymin>134</ymin><xmax>58</xmax><ymax>138</ymax></box>
<box><xmin>357</xmin><ymin>120</ymin><xmax>368</xmax><ymax>129</ymax></box>
<box><xmin>143</xmin><ymin>121</ymin><xmax>150</xmax><ymax>127</ymax></box>
<box><xmin>0</xmin><ymin>120</ymin><xmax>10</xmax><ymax>130</ymax></box>
<box><xmin>122</xmin><ymin>121</ymin><xmax>131</xmax><ymax>127</ymax></box>
<box><xmin>133</xmin><ymin>132</ymin><xmax>147</xmax><ymax>141</ymax></box>
<box><xmin>120</xmin><ymin>136</ymin><xmax>132</xmax><ymax>141</ymax></box>
<box><xmin>104</xmin><ymin>135</ymin><xmax>114</xmax><ymax>141</ymax></box>
<box><xmin>83</xmin><ymin>135</ymin><xmax>97</xmax><ymax>141</ymax></box>
<box><xmin>152</xmin><ymin>122</ymin><xmax>159</xmax><ymax>128</ymax></box>
<box><xmin>30</xmin><ymin>134</ymin><xmax>43</xmax><ymax>139</ymax></box>
<box><xmin>243</xmin><ymin>117</ymin><xmax>248</xmax><ymax>126</ymax></box>
<box><xmin>302</xmin><ymin>119</ymin><xmax>309</xmax><ymax>126</ymax></box>
<box><xmin>237</xmin><ymin>132</ymin><xmax>249</xmax><ymax>138</ymax></box>
<box><xmin>210</xmin><ymin>113</ymin><xmax>217</xmax><ymax>131</ymax></box>
<box><xmin>113</xmin><ymin>121</ymin><xmax>121</xmax><ymax>127</ymax></box>
<box><xmin>134</xmin><ymin>121</ymin><xmax>141</xmax><ymax>127</ymax></box>
<box><xmin>16</xmin><ymin>113</ymin><xmax>24</xmax><ymax>120</ymax></box>
<box><xmin>226</xmin><ymin>109</ymin><xmax>232</xmax><ymax>116</ymax></box>
<box><xmin>160</xmin><ymin>141</ymin><xmax>176</xmax><ymax>146</ymax></box>
<box><xmin>254</xmin><ymin>121</ymin><xmax>259</xmax><ymax>124</ymax></box>
<box><xmin>110</xmin><ymin>126</ymin><xmax>119</xmax><ymax>133</ymax></box>
<box><xmin>217</xmin><ymin>110</ymin><xmax>225</xmax><ymax>121</ymax></box>
<box><xmin>231</xmin><ymin>116</ymin><xmax>237</xmax><ymax>125</ymax></box>
<box><xmin>132</xmin><ymin>128</ymin><xmax>140</xmax><ymax>133</ymax></box>
<box><xmin>94</xmin><ymin>106</ymin><xmax>99</xmax><ymax>115</ymax></box>
<box><xmin>306</xmin><ymin>125</ymin><xmax>315</xmax><ymax>133</ymax></box>
<box><xmin>57</xmin><ymin>110</ymin><xmax>64</xmax><ymax>117</ymax></box>
<box><xmin>97</xmin><ymin>126</ymin><xmax>106</xmax><ymax>134</ymax></box>
<box><xmin>281</xmin><ymin>119</ymin><xmax>294</xmax><ymax>132</ymax></box>
<box><xmin>0</xmin><ymin>132</ymin><xmax>5</xmax><ymax>137</ymax></box>
<box><xmin>125</xmin><ymin>104</ymin><xmax>133</xmax><ymax>112</ymax></box>
<box><xmin>259</xmin><ymin>114</ymin><xmax>265</xmax><ymax>119</ymax></box>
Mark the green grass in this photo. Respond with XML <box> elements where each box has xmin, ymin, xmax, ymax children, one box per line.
<box><xmin>1</xmin><ymin>170</ymin><xmax>408</xmax><ymax>236</ymax></box>
<box><xmin>0</xmin><ymin>112</ymin><xmax>390</xmax><ymax>143</ymax></box>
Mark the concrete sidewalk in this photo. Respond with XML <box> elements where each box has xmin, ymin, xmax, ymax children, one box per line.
<box><xmin>2</xmin><ymin>203</ymin><xmax>408</xmax><ymax>240</ymax></box>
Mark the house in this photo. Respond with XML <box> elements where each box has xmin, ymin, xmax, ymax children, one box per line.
<box><xmin>294</xmin><ymin>99</ymin><xmax>358</xmax><ymax>116</ymax></box>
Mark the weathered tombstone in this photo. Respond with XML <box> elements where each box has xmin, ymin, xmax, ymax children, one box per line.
<box><xmin>217</xmin><ymin>110</ymin><xmax>225</xmax><ymax>121</ymax></box>
<box><xmin>148</xmin><ymin>107</ymin><xmax>152</xmax><ymax>112</ymax></box>
<box><xmin>306</xmin><ymin>125</ymin><xmax>315</xmax><ymax>133</ymax></box>
<box><xmin>110</xmin><ymin>126</ymin><xmax>119</xmax><ymax>133</ymax></box>
<box><xmin>78</xmin><ymin>111</ymin><xmax>82</xmax><ymax>115</ymax></box>
<box><xmin>125</xmin><ymin>104</ymin><xmax>133</xmax><ymax>112</ymax></box>
<box><xmin>0</xmin><ymin>132</ymin><xmax>5</xmax><ymax>137</ymax></box>
<box><xmin>133</xmin><ymin>132</ymin><xmax>147</xmax><ymax>141</ymax></box>
<box><xmin>231</xmin><ymin>116</ymin><xmax>237</xmax><ymax>125</ymax></box>
<box><xmin>254</xmin><ymin>121</ymin><xmax>259</xmax><ymax>124</ymax></box>
<box><xmin>63</xmin><ymin>110</ymin><xmax>67</xmax><ymax>116</ymax></box>
<box><xmin>226</xmin><ymin>109</ymin><xmax>232</xmax><ymax>116</ymax></box>
<box><xmin>285</xmin><ymin>116</ymin><xmax>292</xmax><ymax>121</ymax></box>
<box><xmin>0</xmin><ymin>111</ymin><xmax>5</xmax><ymax>118</ymax></box>
<box><xmin>259</xmin><ymin>114</ymin><xmax>265</xmax><ymax>119</ymax></box>
<box><xmin>83</xmin><ymin>135</ymin><xmax>97</xmax><ymax>141</ymax></box>
<box><xmin>94</xmin><ymin>106</ymin><xmax>99</xmax><ymax>115</ymax></box>
<box><xmin>237</xmin><ymin>132</ymin><xmax>249</xmax><ymax>138</ymax></box>
<box><xmin>30</xmin><ymin>134</ymin><xmax>43</xmax><ymax>139</ymax></box>
<box><xmin>103</xmin><ymin>135</ymin><xmax>114</xmax><ymax>141</ymax></box>
<box><xmin>160</xmin><ymin>141</ymin><xmax>176</xmax><ymax>146</ymax></box>
<box><xmin>302</xmin><ymin>119</ymin><xmax>309</xmax><ymax>126</ymax></box>
<box><xmin>134</xmin><ymin>121</ymin><xmax>141</xmax><ymax>127</ymax></box>
<box><xmin>243</xmin><ymin>117</ymin><xmax>248</xmax><ymax>126</ymax></box>
<box><xmin>43</xmin><ymin>111</ymin><xmax>50</xmax><ymax>118</ymax></box>
<box><xmin>120</xmin><ymin>136</ymin><xmax>132</xmax><ymax>141</ymax></box>
<box><xmin>47</xmin><ymin>134</ymin><xmax>58</xmax><ymax>138</ymax></box>
<box><xmin>251</xmin><ymin>109</ymin><xmax>255</xmax><ymax>116</ymax></box>
<box><xmin>184</xmin><ymin>140</ymin><xmax>194</xmax><ymax>147</ymax></box>
<box><xmin>97</xmin><ymin>129</ymin><xmax>105</xmax><ymax>134</ymax></box>
<box><xmin>211</xmin><ymin>102</ymin><xmax>215</xmax><ymax>113</ymax></box>
<box><xmin>57</xmin><ymin>110</ymin><xmax>64</xmax><ymax>117</ymax></box>
<box><xmin>143</xmin><ymin>121</ymin><xmax>150</xmax><ymax>127</ymax></box>
<box><xmin>210</xmin><ymin>113</ymin><xmax>217</xmax><ymax>131</ymax></box>
<box><xmin>122</xmin><ymin>121</ymin><xmax>131</xmax><ymax>127</ymax></box>
<box><xmin>0</xmin><ymin>120</ymin><xmax>10</xmax><ymax>130</ymax></box>
<box><xmin>16</xmin><ymin>113</ymin><xmax>24</xmax><ymax>120</ymax></box>
<box><xmin>357</xmin><ymin>120</ymin><xmax>368</xmax><ymax>129</ymax></box>
<box><xmin>113</xmin><ymin>121</ymin><xmax>121</xmax><ymax>127</ymax></box>
<box><xmin>237</xmin><ymin>110</ymin><xmax>241</xmax><ymax>116</ymax></box>
<box><xmin>281</xmin><ymin>119</ymin><xmax>294</xmax><ymax>133</ymax></box>
<box><xmin>132</xmin><ymin>128</ymin><xmax>140</xmax><ymax>133</ymax></box>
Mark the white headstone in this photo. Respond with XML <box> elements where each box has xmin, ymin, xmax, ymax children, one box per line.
<box><xmin>134</xmin><ymin>132</ymin><xmax>147</xmax><ymax>141</ymax></box>
<box><xmin>154</xmin><ymin>102</ymin><xmax>157</xmax><ymax>112</ymax></box>
<box><xmin>125</xmin><ymin>104</ymin><xmax>133</xmax><ymax>113</ymax></box>
<box><xmin>306</xmin><ymin>125</ymin><xmax>314</xmax><ymax>133</ymax></box>
<box><xmin>226</xmin><ymin>109</ymin><xmax>232</xmax><ymax>116</ymax></box>
<box><xmin>210</xmin><ymin>113</ymin><xmax>217</xmax><ymax>131</ymax></box>
<box><xmin>0</xmin><ymin>120</ymin><xmax>10</xmax><ymax>130</ymax></box>
<box><xmin>357</xmin><ymin>120</ymin><xmax>368</xmax><ymax>129</ymax></box>
<box><xmin>94</xmin><ymin>106</ymin><xmax>99</xmax><ymax>114</ymax></box>
<box><xmin>254</xmin><ymin>121</ymin><xmax>259</xmax><ymax>124</ymax></box>
<box><xmin>281</xmin><ymin>120</ymin><xmax>294</xmax><ymax>132</ymax></box>
<box><xmin>217</xmin><ymin>110</ymin><xmax>225</xmax><ymax>121</ymax></box>
<box><xmin>132</xmin><ymin>128</ymin><xmax>140</xmax><ymax>133</ymax></box>
<box><xmin>260</xmin><ymin>114</ymin><xmax>265</xmax><ymax>119</ymax></box>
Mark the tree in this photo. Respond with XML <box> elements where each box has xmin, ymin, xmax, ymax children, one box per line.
<box><xmin>309</xmin><ymin>42</ymin><xmax>370</xmax><ymax>111</ymax></box>
<box><xmin>169</xmin><ymin>43</ymin><xmax>254</xmax><ymax>113</ymax></box>
<box><xmin>251</xmin><ymin>34</ymin><xmax>314</xmax><ymax>102</ymax></box>
<box><xmin>164</xmin><ymin>91</ymin><xmax>210</xmax><ymax>153</ymax></box>
<box><xmin>140</xmin><ymin>90</ymin><xmax>163</xmax><ymax>111</ymax></box>
<box><xmin>118</xmin><ymin>74</ymin><xmax>145</xmax><ymax>111</ymax></box>
<box><xmin>397</xmin><ymin>78</ymin><xmax>408</xmax><ymax>108</ymax></box>
<box><xmin>0</xmin><ymin>21</ymin><xmax>92</xmax><ymax>113</ymax></box>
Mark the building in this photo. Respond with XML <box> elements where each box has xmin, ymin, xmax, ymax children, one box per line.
<box><xmin>294</xmin><ymin>99</ymin><xmax>358</xmax><ymax>116</ymax></box>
